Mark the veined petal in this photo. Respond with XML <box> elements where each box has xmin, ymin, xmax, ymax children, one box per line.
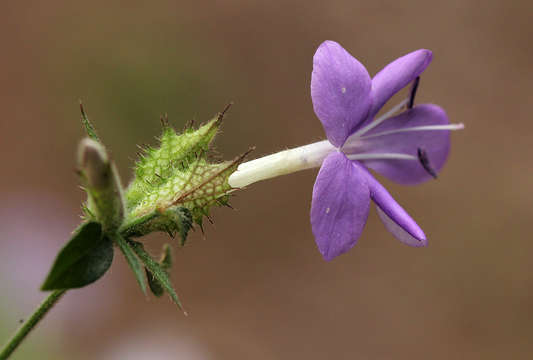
<box><xmin>311</xmin><ymin>41</ymin><xmax>372</xmax><ymax>147</ymax></box>
<box><xmin>362</xmin><ymin>170</ymin><xmax>427</xmax><ymax>246</ymax></box>
<box><xmin>311</xmin><ymin>152</ymin><xmax>370</xmax><ymax>261</ymax></box>
<box><xmin>369</xmin><ymin>49</ymin><xmax>432</xmax><ymax>118</ymax></box>
<box><xmin>356</xmin><ymin>104</ymin><xmax>450</xmax><ymax>185</ymax></box>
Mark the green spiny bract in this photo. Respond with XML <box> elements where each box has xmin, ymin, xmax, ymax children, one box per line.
<box><xmin>123</xmin><ymin>108</ymin><xmax>250</xmax><ymax>242</ymax></box>
<box><xmin>126</xmin><ymin>117</ymin><xmax>220</xmax><ymax>205</ymax></box>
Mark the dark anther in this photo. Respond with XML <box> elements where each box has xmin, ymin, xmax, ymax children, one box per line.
<box><xmin>408</xmin><ymin>76</ymin><xmax>420</xmax><ymax>109</ymax></box>
<box><xmin>417</xmin><ymin>148</ymin><xmax>438</xmax><ymax>179</ymax></box>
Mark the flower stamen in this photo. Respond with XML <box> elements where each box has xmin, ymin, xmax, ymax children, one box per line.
<box><xmin>359</xmin><ymin>123</ymin><xmax>465</xmax><ymax>140</ymax></box>
<box><xmin>407</xmin><ymin>76</ymin><xmax>420</xmax><ymax>109</ymax></box>
<box><xmin>348</xmin><ymin>98</ymin><xmax>409</xmax><ymax>140</ymax></box>
<box><xmin>417</xmin><ymin>148</ymin><xmax>438</xmax><ymax>179</ymax></box>
<box><xmin>346</xmin><ymin>153</ymin><xmax>417</xmax><ymax>161</ymax></box>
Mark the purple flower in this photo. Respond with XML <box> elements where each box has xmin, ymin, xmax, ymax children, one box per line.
<box><xmin>310</xmin><ymin>40</ymin><xmax>462</xmax><ymax>261</ymax></box>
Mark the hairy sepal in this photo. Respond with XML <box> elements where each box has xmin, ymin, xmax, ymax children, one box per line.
<box><xmin>126</xmin><ymin>114</ymin><xmax>223</xmax><ymax>208</ymax></box>
<box><xmin>123</xmin><ymin>111</ymin><xmax>251</xmax><ymax>242</ymax></box>
<box><xmin>146</xmin><ymin>243</ymin><xmax>173</xmax><ymax>297</ymax></box>
<box><xmin>130</xmin><ymin>240</ymin><xmax>185</xmax><ymax>313</ymax></box>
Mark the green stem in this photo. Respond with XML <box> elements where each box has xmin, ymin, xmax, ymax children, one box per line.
<box><xmin>0</xmin><ymin>290</ymin><xmax>67</xmax><ymax>360</ymax></box>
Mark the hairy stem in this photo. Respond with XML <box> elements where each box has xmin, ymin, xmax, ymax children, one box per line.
<box><xmin>0</xmin><ymin>290</ymin><xmax>67</xmax><ymax>360</ymax></box>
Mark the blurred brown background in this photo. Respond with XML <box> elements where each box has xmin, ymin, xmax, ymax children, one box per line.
<box><xmin>0</xmin><ymin>0</ymin><xmax>532</xmax><ymax>359</ymax></box>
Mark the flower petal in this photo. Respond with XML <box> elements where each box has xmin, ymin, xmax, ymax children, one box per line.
<box><xmin>376</xmin><ymin>207</ymin><xmax>427</xmax><ymax>247</ymax></box>
<box><xmin>357</xmin><ymin>104</ymin><xmax>450</xmax><ymax>184</ymax></box>
<box><xmin>362</xmin><ymin>170</ymin><xmax>427</xmax><ymax>246</ymax></box>
<box><xmin>311</xmin><ymin>40</ymin><xmax>372</xmax><ymax>147</ymax></box>
<box><xmin>369</xmin><ymin>49</ymin><xmax>432</xmax><ymax>118</ymax></box>
<box><xmin>311</xmin><ymin>152</ymin><xmax>370</xmax><ymax>261</ymax></box>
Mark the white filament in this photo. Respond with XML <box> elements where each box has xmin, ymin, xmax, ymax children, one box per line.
<box><xmin>349</xmin><ymin>98</ymin><xmax>409</xmax><ymax>138</ymax></box>
<box><xmin>359</xmin><ymin>123</ymin><xmax>465</xmax><ymax>140</ymax></box>
<box><xmin>346</xmin><ymin>153</ymin><xmax>417</xmax><ymax>161</ymax></box>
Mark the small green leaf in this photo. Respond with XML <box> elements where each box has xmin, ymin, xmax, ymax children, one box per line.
<box><xmin>41</xmin><ymin>222</ymin><xmax>113</xmax><ymax>290</ymax></box>
<box><xmin>145</xmin><ymin>243</ymin><xmax>173</xmax><ymax>297</ymax></box>
<box><xmin>130</xmin><ymin>241</ymin><xmax>185</xmax><ymax>313</ymax></box>
<box><xmin>112</xmin><ymin>233</ymin><xmax>146</xmax><ymax>294</ymax></box>
<box><xmin>160</xmin><ymin>243</ymin><xmax>173</xmax><ymax>269</ymax></box>
<box><xmin>145</xmin><ymin>268</ymin><xmax>164</xmax><ymax>297</ymax></box>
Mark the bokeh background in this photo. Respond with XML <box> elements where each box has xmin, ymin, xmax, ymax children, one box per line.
<box><xmin>1</xmin><ymin>0</ymin><xmax>532</xmax><ymax>359</ymax></box>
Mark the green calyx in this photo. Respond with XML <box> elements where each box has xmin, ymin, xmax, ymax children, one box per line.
<box><xmin>124</xmin><ymin>104</ymin><xmax>251</xmax><ymax>239</ymax></box>
<box><xmin>41</xmin><ymin>103</ymin><xmax>250</xmax><ymax>313</ymax></box>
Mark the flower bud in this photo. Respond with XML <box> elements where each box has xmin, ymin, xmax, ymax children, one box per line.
<box><xmin>78</xmin><ymin>138</ymin><xmax>110</xmax><ymax>190</ymax></box>
<box><xmin>78</xmin><ymin>138</ymin><xmax>125</xmax><ymax>231</ymax></box>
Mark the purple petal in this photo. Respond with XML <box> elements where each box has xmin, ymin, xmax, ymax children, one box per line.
<box><xmin>311</xmin><ymin>41</ymin><xmax>372</xmax><ymax>147</ymax></box>
<box><xmin>369</xmin><ymin>49</ymin><xmax>432</xmax><ymax>118</ymax></box>
<box><xmin>362</xmin><ymin>170</ymin><xmax>427</xmax><ymax>246</ymax></box>
<box><xmin>357</xmin><ymin>104</ymin><xmax>450</xmax><ymax>185</ymax></box>
<box><xmin>311</xmin><ymin>152</ymin><xmax>370</xmax><ymax>261</ymax></box>
<box><xmin>376</xmin><ymin>208</ymin><xmax>427</xmax><ymax>247</ymax></box>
